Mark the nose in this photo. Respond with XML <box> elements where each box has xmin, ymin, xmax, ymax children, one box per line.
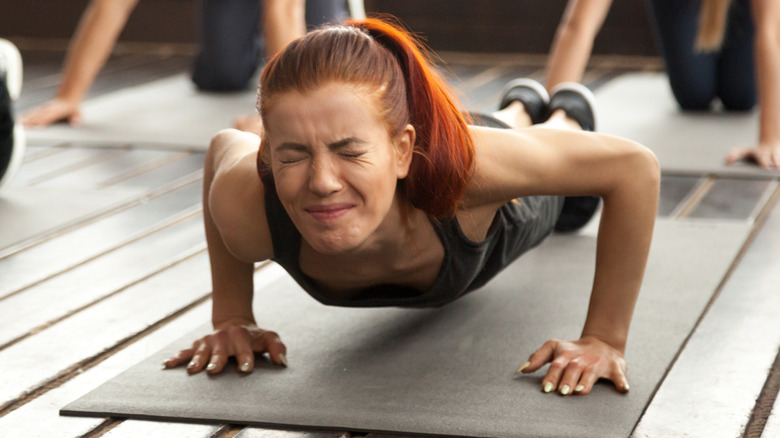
<box><xmin>308</xmin><ymin>156</ymin><xmax>343</xmax><ymax>197</ymax></box>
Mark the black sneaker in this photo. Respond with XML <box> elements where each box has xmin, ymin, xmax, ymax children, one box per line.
<box><xmin>548</xmin><ymin>82</ymin><xmax>597</xmax><ymax>132</ymax></box>
<box><xmin>498</xmin><ymin>78</ymin><xmax>550</xmax><ymax>125</ymax></box>
<box><xmin>0</xmin><ymin>39</ymin><xmax>24</xmax><ymax>190</ymax></box>
<box><xmin>548</xmin><ymin>82</ymin><xmax>600</xmax><ymax>232</ymax></box>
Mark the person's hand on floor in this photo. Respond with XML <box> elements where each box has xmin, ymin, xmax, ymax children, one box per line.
<box><xmin>725</xmin><ymin>140</ymin><xmax>780</xmax><ymax>170</ymax></box>
<box><xmin>21</xmin><ymin>98</ymin><xmax>83</xmax><ymax>127</ymax></box>
<box><xmin>515</xmin><ymin>335</ymin><xmax>629</xmax><ymax>396</ymax></box>
<box><xmin>163</xmin><ymin>323</ymin><xmax>287</xmax><ymax>374</ymax></box>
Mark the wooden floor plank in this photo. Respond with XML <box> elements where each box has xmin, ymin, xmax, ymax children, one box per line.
<box><xmin>763</xmin><ymin>391</ymin><xmax>780</xmax><ymax>438</ymax></box>
<box><xmin>0</xmin><ymin>302</ymin><xmax>211</xmax><ymax>438</ymax></box>
<box><xmin>657</xmin><ymin>175</ymin><xmax>700</xmax><ymax>217</ymax></box>
<box><xmin>100</xmin><ymin>420</ymin><xmax>224</xmax><ymax>438</ymax></box>
<box><xmin>0</xmin><ymin>182</ymin><xmax>202</xmax><ymax>298</ymax></box>
<box><xmin>0</xmin><ymin>252</ymin><xmax>212</xmax><ymax>408</ymax></box>
<box><xmin>35</xmin><ymin>149</ymin><xmax>179</xmax><ymax>190</ymax></box>
<box><xmin>108</xmin><ymin>152</ymin><xmax>204</xmax><ymax>189</ymax></box>
<box><xmin>11</xmin><ymin>147</ymin><xmax>118</xmax><ymax>186</ymax></box>
<box><xmin>234</xmin><ymin>429</ymin><xmax>350</xmax><ymax>438</ymax></box>
<box><xmin>689</xmin><ymin>178</ymin><xmax>776</xmax><ymax>221</ymax></box>
<box><xmin>0</xmin><ymin>214</ymin><xmax>205</xmax><ymax>348</ymax></box>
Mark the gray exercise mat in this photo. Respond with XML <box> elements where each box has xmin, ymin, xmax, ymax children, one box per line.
<box><xmin>0</xmin><ymin>186</ymin><xmax>142</xmax><ymax>252</ymax></box>
<box><xmin>24</xmin><ymin>75</ymin><xmax>257</xmax><ymax>150</ymax></box>
<box><xmin>61</xmin><ymin>219</ymin><xmax>750</xmax><ymax>437</ymax></box>
<box><xmin>595</xmin><ymin>72</ymin><xmax>779</xmax><ymax>178</ymax></box>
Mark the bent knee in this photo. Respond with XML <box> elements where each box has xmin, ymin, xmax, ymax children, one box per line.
<box><xmin>721</xmin><ymin>95</ymin><xmax>757</xmax><ymax>112</ymax></box>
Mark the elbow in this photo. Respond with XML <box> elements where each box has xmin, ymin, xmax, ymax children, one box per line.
<box><xmin>755</xmin><ymin>21</ymin><xmax>780</xmax><ymax>52</ymax></box>
<box><xmin>630</xmin><ymin>144</ymin><xmax>661</xmax><ymax>200</ymax></box>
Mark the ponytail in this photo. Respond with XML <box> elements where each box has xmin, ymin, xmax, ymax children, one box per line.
<box><xmin>350</xmin><ymin>18</ymin><xmax>475</xmax><ymax>218</ymax></box>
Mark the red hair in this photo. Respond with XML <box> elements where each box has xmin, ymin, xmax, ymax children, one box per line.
<box><xmin>258</xmin><ymin>16</ymin><xmax>474</xmax><ymax>218</ymax></box>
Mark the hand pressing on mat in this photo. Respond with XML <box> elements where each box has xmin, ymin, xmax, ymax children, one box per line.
<box><xmin>725</xmin><ymin>141</ymin><xmax>780</xmax><ymax>170</ymax></box>
<box><xmin>516</xmin><ymin>335</ymin><xmax>629</xmax><ymax>396</ymax></box>
<box><xmin>162</xmin><ymin>323</ymin><xmax>288</xmax><ymax>375</ymax></box>
<box><xmin>22</xmin><ymin>98</ymin><xmax>83</xmax><ymax>127</ymax></box>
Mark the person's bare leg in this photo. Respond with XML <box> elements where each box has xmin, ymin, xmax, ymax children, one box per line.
<box><xmin>540</xmin><ymin>108</ymin><xmax>582</xmax><ymax>131</ymax></box>
<box><xmin>491</xmin><ymin>103</ymin><xmax>581</xmax><ymax>131</ymax></box>
<box><xmin>491</xmin><ymin>101</ymin><xmax>533</xmax><ymax>129</ymax></box>
<box><xmin>263</xmin><ymin>0</ymin><xmax>306</xmax><ymax>57</ymax></box>
<box><xmin>235</xmin><ymin>0</ymin><xmax>304</xmax><ymax>134</ymax></box>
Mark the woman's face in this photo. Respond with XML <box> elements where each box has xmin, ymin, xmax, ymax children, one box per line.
<box><xmin>265</xmin><ymin>82</ymin><xmax>414</xmax><ymax>255</ymax></box>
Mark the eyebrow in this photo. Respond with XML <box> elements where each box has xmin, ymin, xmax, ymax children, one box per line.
<box><xmin>275</xmin><ymin>137</ymin><xmax>367</xmax><ymax>153</ymax></box>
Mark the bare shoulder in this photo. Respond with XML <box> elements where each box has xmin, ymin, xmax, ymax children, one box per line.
<box><xmin>208</xmin><ymin>130</ymin><xmax>274</xmax><ymax>262</ymax></box>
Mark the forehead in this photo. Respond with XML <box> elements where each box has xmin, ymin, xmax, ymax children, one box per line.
<box><xmin>264</xmin><ymin>82</ymin><xmax>384</xmax><ymax>140</ymax></box>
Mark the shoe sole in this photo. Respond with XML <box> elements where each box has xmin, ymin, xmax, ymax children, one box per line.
<box><xmin>0</xmin><ymin>39</ymin><xmax>23</xmax><ymax>100</ymax></box>
<box><xmin>549</xmin><ymin>82</ymin><xmax>598</xmax><ymax>131</ymax></box>
<box><xmin>499</xmin><ymin>78</ymin><xmax>550</xmax><ymax>106</ymax></box>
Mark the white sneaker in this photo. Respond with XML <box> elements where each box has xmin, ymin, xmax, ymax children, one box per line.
<box><xmin>0</xmin><ymin>38</ymin><xmax>25</xmax><ymax>190</ymax></box>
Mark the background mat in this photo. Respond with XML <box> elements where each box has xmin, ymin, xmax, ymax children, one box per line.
<box><xmin>24</xmin><ymin>75</ymin><xmax>257</xmax><ymax>149</ymax></box>
<box><xmin>594</xmin><ymin>72</ymin><xmax>779</xmax><ymax>178</ymax></box>
<box><xmin>61</xmin><ymin>219</ymin><xmax>750</xmax><ymax>437</ymax></box>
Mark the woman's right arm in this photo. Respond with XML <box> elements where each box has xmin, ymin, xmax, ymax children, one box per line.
<box><xmin>22</xmin><ymin>0</ymin><xmax>139</xmax><ymax>127</ymax></box>
<box><xmin>164</xmin><ymin>129</ymin><xmax>287</xmax><ymax>374</ymax></box>
<box><xmin>545</xmin><ymin>0</ymin><xmax>614</xmax><ymax>91</ymax></box>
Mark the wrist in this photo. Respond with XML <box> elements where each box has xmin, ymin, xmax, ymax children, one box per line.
<box><xmin>212</xmin><ymin>316</ymin><xmax>256</xmax><ymax>330</ymax></box>
<box><xmin>580</xmin><ymin>331</ymin><xmax>626</xmax><ymax>353</ymax></box>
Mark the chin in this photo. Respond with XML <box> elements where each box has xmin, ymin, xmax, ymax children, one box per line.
<box><xmin>305</xmin><ymin>232</ymin><xmax>360</xmax><ymax>255</ymax></box>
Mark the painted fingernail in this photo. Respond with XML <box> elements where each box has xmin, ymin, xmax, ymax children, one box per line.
<box><xmin>240</xmin><ymin>362</ymin><xmax>251</xmax><ymax>373</ymax></box>
<box><xmin>187</xmin><ymin>360</ymin><xmax>196</xmax><ymax>369</ymax></box>
<box><xmin>206</xmin><ymin>363</ymin><xmax>217</xmax><ymax>371</ymax></box>
<box><xmin>560</xmin><ymin>385</ymin><xmax>571</xmax><ymax>396</ymax></box>
<box><xmin>161</xmin><ymin>361</ymin><xmax>169</xmax><ymax>369</ymax></box>
<box><xmin>623</xmin><ymin>383</ymin><xmax>630</xmax><ymax>392</ymax></box>
<box><xmin>543</xmin><ymin>382</ymin><xmax>554</xmax><ymax>393</ymax></box>
<box><xmin>514</xmin><ymin>361</ymin><xmax>531</xmax><ymax>374</ymax></box>
<box><xmin>279</xmin><ymin>353</ymin><xmax>288</xmax><ymax>367</ymax></box>
<box><xmin>575</xmin><ymin>384</ymin><xmax>585</xmax><ymax>392</ymax></box>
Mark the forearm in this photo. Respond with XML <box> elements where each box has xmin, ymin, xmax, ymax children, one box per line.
<box><xmin>581</xmin><ymin>151</ymin><xmax>659</xmax><ymax>352</ymax></box>
<box><xmin>545</xmin><ymin>0</ymin><xmax>613</xmax><ymax>90</ymax></box>
<box><xmin>57</xmin><ymin>0</ymin><xmax>139</xmax><ymax>103</ymax></box>
<box><xmin>754</xmin><ymin>10</ymin><xmax>780</xmax><ymax>144</ymax></box>
<box><xmin>203</xmin><ymin>153</ymin><xmax>256</xmax><ymax>329</ymax></box>
<box><xmin>263</xmin><ymin>0</ymin><xmax>306</xmax><ymax>58</ymax></box>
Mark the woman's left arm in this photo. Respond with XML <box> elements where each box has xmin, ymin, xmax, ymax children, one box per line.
<box><xmin>468</xmin><ymin>126</ymin><xmax>660</xmax><ymax>395</ymax></box>
<box><xmin>726</xmin><ymin>0</ymin><xmax>780</xmax><ymax>169</ymax></box>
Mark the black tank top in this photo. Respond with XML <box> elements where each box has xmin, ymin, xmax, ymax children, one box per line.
<box><xmin>263</xmin><ymin>185</ymin><xmax>561</xmax><ymax>308</ymax></box>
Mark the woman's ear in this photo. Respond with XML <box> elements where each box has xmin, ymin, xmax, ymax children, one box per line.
<box><xmin>394</xmin><ymin>124</ymin><xmax>415</xmax><ymax>179</ymax></box>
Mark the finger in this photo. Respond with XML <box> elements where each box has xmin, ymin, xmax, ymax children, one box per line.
<box><xmin>69</xmin><ymin>111</ymin><xmax>83</xmax><ymax>127</ymax></box>
<box><xmin>542</xmin><ymin>357</ymin><xmax>567</xmax><ymax>394</ymax></box>
<box><xmin>188</xmin><ymin>341</ymin><xmax>212</xmax><ymax>374</ymax></box>
<box><xmin>229</xmin><ymin>327</ymin><xmax>256</xmax><ymax>373</ymax></box>
<box><xmin>574</xmin><ymin>366</ymin><xmax>600</xmax><ymax>395</ymax></box>
<box><xmin>519</xmin><ymin>340</ymin><xmax>557</xmax><ymax>373</ymax></box>
<box><xmin>206</xmin><ymin>336</ymin><xmax>230</xmax><ymax>375</ymax></box>
<box><xmin>725</xmin><ymin>147</ymin><xmax>749</xmax><ymax>164</ymax></box>
<box><xmin>164</xmin><ymin>348</ymin><xmax>195</xmax><ymax>369</ymax></box>
<box><xmin>251</xmin><ymin>330</ymin><xmax>288</xmax><ymax>367</ymax></box>
<box><xmin>610</xmin><ymin>368</ymin><xmax>630</xmax><ymax>394</ymax></box>
<box><xmin>771</xmin><ymin>152</ymin><xmax>780</xmax><ymax>170</ymax></box>
<box><xmin>558</xmin><ymin>359</ymin><xmax>585</xmax><ymax>396</ymax></box>
<box><xmin>755</xmin><ymin>151</ymin><xmax>773</xmax><ymax>170</ymax></box>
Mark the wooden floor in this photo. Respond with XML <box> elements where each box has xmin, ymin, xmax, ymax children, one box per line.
<box><xmin>2</xmin><ymin>45</ymin><xmax>780</xmax><ymax>438</ymax></box>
